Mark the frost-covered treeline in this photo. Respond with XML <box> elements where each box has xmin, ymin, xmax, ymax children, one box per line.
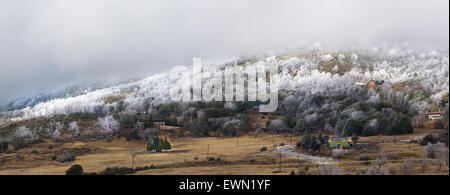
<box><xmin>2</xmin><ymin>45</ymin><xmax>448</xmax><ymax>123</ymax></box>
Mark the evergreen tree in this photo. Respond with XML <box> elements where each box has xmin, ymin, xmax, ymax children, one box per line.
<box><xmin>164</xmin><ymin>137</ymin><xmax>172</xmax><ymax>151</ymax></box>
<box><xmin>341</xmin><ymin>128</ymin><xmax>348</xmax><ymax>137</ymax></box>
<box><xmin>146</xmin><ymin>138</ymin><xmax>155</xmax><ymax>152</ymax></box>
<box><xmin>146</xmin><ymin>136</ymin><xmax>172</xmax><ymax>152</ymax></box>
<box><xmin>158</xmin><ymin>137</ymin><xmax>164</xmax><ymax>152</ymax></box>
<box><xmin>153</xmin><ymin>137</ymin><xmax>160</xmax><ymax>152</ymax></box>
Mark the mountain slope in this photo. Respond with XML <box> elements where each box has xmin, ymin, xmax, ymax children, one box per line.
<box><xmin>1</xmin><ymin>45</ymin><xmax>448</xmax><ymax>121</ymax></box>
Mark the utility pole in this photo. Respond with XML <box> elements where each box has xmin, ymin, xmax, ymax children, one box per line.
<box><xmin>272</xmin><ymin>135</ymin><xmax>275</xmax><ymax>151</ymax></box>
<box><xmin>279</xmin><ymin>152</ymin><xmax>282</xmax><ymax>173</ymax></box>
<box><xmin>207</xmin><ymin>144</ymin><xmax>209</xmax><ymax>159</ymax></box>
<box><xmin>131</xmin><ymin>154</ymin><xmax>136</xmax><ymax>169</ymax></box>
<box><xmin>236</xmin><ymin>136</ymin><xmax>239</xmax><ymax>146</ymax></box>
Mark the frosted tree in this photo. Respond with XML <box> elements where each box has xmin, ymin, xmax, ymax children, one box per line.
<box><xmin>14</xmin><ymin>126</ymin><xmax>35</xmax><ymax>139</ymax></box>
<box><xmin>413</xmin><ymin>101</ymin><xmax>429</xmax><ymax>128</ymax></box>
<box><xmin>196</xmin><ymin>110</ymin><xmax>205</xmax><ymax>121</ymax></box>
<box><xmin>281</xmin><ymin>95</ymin><xmax>299</xmax><ymax>116</ymax></box>
<box><xmin>4</xmin><ymin>45</ymin><xmax>449</xmax><ymax>125</ymax></box>
<box><xmin>52</xmin><ymin>129</ymin><xmax>61</xmax><ymax>140</ymax></box>
<box><xmin>268</xmin><ymin>119</ymin><xmax>289</xmax><ymax>133</ymax></box>
<box><xmin>224</xmin><ymin>102</ymin><xmax>236</xmax><ymax>111</ymax></box>
<box><xmin>68</xmin><ymin>121</ymin><xmax>80</xmax><ymax>136</ymax></box>
<box><xmin>97</xmin><ymin>115</ymin><xmax>120</xmax><ymax>137</ymax></box>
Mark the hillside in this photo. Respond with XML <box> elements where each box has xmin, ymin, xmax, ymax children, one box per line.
<box><xmin>0</xmin><ymin>45</ymin><xmax>449</xmax><ymax>175</ymax></box>
<box><xmin>1</xmin><ymin>45</ymin><xmax>448</xmax><ymax>122</ymax></box>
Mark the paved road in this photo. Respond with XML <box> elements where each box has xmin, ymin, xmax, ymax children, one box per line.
<box><xmin>277</xmin><ymin>145</ymin><xmax>334</xmax><ymax>163</ymax></box>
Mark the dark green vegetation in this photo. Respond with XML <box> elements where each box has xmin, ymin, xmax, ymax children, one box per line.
<box><xmin>278</xmin><ymin>86</ymin><xmax>424</xmax><ymax>137</ymax></box>
<box><xmin>146</xmin><ymin>137</ymin><xmax>171</xmax><ymax>152</ymax></box>
<box><xmin>295</xmin><ymin>134</ymin><xmax>329</xmax><ymax>151</ymax></box>
<box><xmin>65</xmin><ymin>164</ymin><xmax>157</xmax><ymax>175</ymax></box>
<box><xmin>66</xmin><ymin>164</ymin><xmax>83</xmax><ymax>175</ymax></box>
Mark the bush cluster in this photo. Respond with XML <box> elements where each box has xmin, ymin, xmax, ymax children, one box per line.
<box><xmin>296</xmin><ymin>134</ymin><xmax>321</xmax><ymax>151</ymax></box>
<box><xmin>146</xmin><ymin>137</ymin><xmax>171</xmax><ymax>152</ymax></box>
<box><xmin>66</xmin><ymin>164</ymin><xmax>84</xmax><ymax>175</ymax></box>
<box><xmin>99</xmin><ymin>167</ymin><xmax>136</xmax><ymax>175</ymax></box>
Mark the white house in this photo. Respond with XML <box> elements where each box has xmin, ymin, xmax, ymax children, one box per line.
<box><xmin>426</xmin><ymin>112</ymin><xmax>443</xmax><ymax>120</ymax></box>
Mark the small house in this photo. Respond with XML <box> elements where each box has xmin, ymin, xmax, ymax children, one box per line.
<box><xmin>328</xmin><ymin>137</ymin><xmax>353</xmax><ymax>148</ymax></box>
<box><xmin>367</xmin><ymin>80</ymin><xmax>385</xmax><ymax>88</ymax></box>
<box><xmin>426</xmin><ymin>111</ymin><xmax>443</xmax><ymax>120</ymax></box>
<box><xmin>356</xmin><ymin>82</ymin><xmax>366</xmax><ymax>87</ymax></box>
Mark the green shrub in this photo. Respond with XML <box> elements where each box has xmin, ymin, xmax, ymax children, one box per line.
<box><xmin>260</xmin><ymin>146</ymin><xmax>268</xmax><ymax>152</ymax></box>
<box><xmin>283</xmin><ymin>116</ymin><xmax>297</xmax><ymax>129</ymax></box>
<box><xmin>203</xmin><ymin>108</ymin><xmax>231</xmax><ymax>118</ymax></box>
<box><xmin>100</xmin><ymin>167</ymin><xmax>136</xmax><ymax>175</ymax></box>
<box><xmin>358</xmin><ymin>155</ymin><xmax>370</xmax><ymax>161</ymax></box>
<box><xmin>155</xmin><ymin>105</ymin><xmax>171</xmax><ymax>123</ymax></box>
<box><xmin>312</xmin><ymin>95</ymin><xmax>326</xmax><ymax>106</ymax></box>
<box><xmin>421</xmin><ymin>134</ymin><xmax>438</xmax><ymax>145</ymax></box>
<box><xmin>317</xmin><ymin>134</ymin><xmax>329</xmax><ymax>144</ymax></box>
<box><xmin>362</xmin><ymin>127</ymin><xmax>377</xmax><ymax>136</ymax></box>
<box><xmin>57</xmin><ymin>152</ymin><xmax>76</xmax><ymax>163</ymax></box>
<box><xmin>66</xmin><ymin>164</ymin><xmax>84</xmax><ymax>175</ymax></box>
<box><xmin>294</xmin><ymin>118</ymin><xmax>309</xmax><ymax>134</ymax></box>
<box><xmin>134</xmin><ymin>165</ymin><xmax>156</xmax><ymax>171</ymax></box>
<box><xmin>345</xmin><ymin>119</ymin><xmax>365</xmax><ymax>136</ymax></box>
<box><xmin>385</xmin><ymin>116</ymin><xmax>413</xmax><ymax>135</ymax></box>
<box><xmin>119</xmin><ymin>114</ymin><xmax>138</xmax><ymax>129</ymax></box>
<box><xmin>296</xmin><ymin>134</ymin><xmax>321</xmax><ymax>151</ymax></box>
<box><xmin>126</xmin><ymin>129</ymin><xmax>141</xmax><ymax>141</ymax></box>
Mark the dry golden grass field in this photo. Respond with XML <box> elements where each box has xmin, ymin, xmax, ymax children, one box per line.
<box><xmin>0</xmin><ymin>120</ymin><xmax>448</xmax><ymax>175</ymax></box>
<box><xmin>0</xmin><ymin>133</ymin><xmax>305</xmax><ymax>175</ymax></box>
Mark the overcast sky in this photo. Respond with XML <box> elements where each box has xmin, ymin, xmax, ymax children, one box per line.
<box><xmin>0</xmin><ymin>0</ymin><xmax>448</xmax><ymax>105</ymax></box>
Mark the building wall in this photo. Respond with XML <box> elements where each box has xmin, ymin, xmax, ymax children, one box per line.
<box><xmin>428</xmin><ymin>115</ymin><xmax>443</xmax><ymax>120</ymax></box>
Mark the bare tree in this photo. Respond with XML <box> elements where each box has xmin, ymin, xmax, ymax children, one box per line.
<box><xmin>421</xmin><ymin>155</ymin><xmax>428</xmax><ymax>173</ymax></box>
<box><xmin>398</xmin><ymin>160</ymin><xmax>414</xmax><ymax>175</ymax></box>
<box><xmin>318</xmin><ymin>164</ymin><xmax>342</xmax><ymax>175</ymax></box>
<box><xmin>376</xmin><ymin>153</ymin><xmax>388</xmax><ymax>167</ymax></box>
<box><xmin>68</xmin><ymin>121</ymin><xmax>80</xmax><ymax>137</ymax></box>
<box><xmin>297</xmin><ymin>165</ymin><xmax>309</xmax><ymax>175</ymax></box>
<box><xmin>365</xmin><ymin>164</ymin><xmax>388</xmax><ymax>175</ymax></box>
<box><xmin>436</xmin><ymin>145</ymin><xmax>449</xmax><ymax>171</ymax></box>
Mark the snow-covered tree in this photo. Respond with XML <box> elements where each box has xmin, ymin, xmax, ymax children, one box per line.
<box><xmin>68</xmin><ymin>121</ymin><xmax>80</xmax><ymax>136</ymax></box>
<box><xmin>97</xmin><ymin>115</ymin><xmax>119</xmax><ymax>136</ymax></box>
<box><xmin>14</xmin><ymin>126</ymin><xmax>35</xmax><ymax>139</ymax></box>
